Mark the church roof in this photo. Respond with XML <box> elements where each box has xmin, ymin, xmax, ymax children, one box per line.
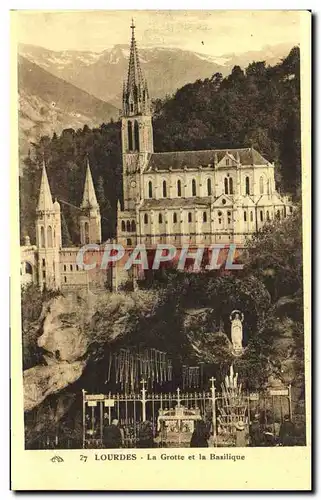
<box><xmin>81</xmin><ymin>159</ymin><xmax>99</xmax><ymax>210</ymax></box>
<box><xmin>37</xmin><ymin>161</ymin><xmax>53</xmax><ymax>211</ymax></box>
<box><xmin>145</xmin><ymin>148</ymin><xmax>269</xmax><ymax>172</ymax></box>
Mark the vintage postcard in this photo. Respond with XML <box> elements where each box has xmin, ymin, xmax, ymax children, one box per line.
<box><xmin>11</xmin><ymin>10</ymin><xmax>311</xmax><ymax>490</ymax></box>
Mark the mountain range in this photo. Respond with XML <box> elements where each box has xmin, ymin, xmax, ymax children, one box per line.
<box><xmin>18</xmin><ymin>42</ymin><xmax>294</xmax><ymax>158</ymax></box>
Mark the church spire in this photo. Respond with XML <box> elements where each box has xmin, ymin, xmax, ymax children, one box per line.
<box><xmin>37</xmin><ymin>158</ymin><xmax>53</xmax><ymax>211</ymax></box>
<box><xmin>81</xmin><ymin>157</ymin><xmax>99</xmax><ymax>209</ymax></box>
<box><xmin>123</xmin><ymin>19</ymin><xmax>150</xmax><ymax>116</ymax></box>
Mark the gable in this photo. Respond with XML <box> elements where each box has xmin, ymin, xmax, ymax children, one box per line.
<box><xmin>212</xmin><ymin>194</ymin><xmax>233</xmax><ymax>208</ymax></box>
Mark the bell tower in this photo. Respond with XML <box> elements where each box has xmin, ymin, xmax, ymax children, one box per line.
<box><xmin>36</xmin><ymin>160</ymin><xmax>61</xmax><ymax>290</ymax></box>
<box><xmin>121</xmin><ymin>20</ymin><xmax>154</xmax><ymax>211</ymax></box>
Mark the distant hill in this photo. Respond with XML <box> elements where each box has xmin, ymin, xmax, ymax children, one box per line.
<box><xmin>19</xmin><ymin>43</ymin><xmax>294</xmax><ymax>107</ymax></box>
<box><xmin>18</xmin><ymin>55</ymin><xmax>118</xmax><ymax>158</ymax></box>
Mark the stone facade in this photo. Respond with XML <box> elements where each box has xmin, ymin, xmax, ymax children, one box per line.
<box><xmin>117</xmin><ymin>25</ymin><xmax>293</xmax><ymax>251</ymax></box>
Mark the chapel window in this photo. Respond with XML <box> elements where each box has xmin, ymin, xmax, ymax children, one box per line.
<box><xmin>121</xmin><ymin>221</ymin><xmax>125</xmax><ymax>232</ymax></box>
<box><xmin>134</xmin><ymin>120</ymin><xmax>140</xmax><ymax>152</ymax></box>
<box><xmin>127</xmin><ymin>121</ymin><xmax>133</xmax><ymax>151</ymax></box>
<box><xmin>188</xmin><ymin>212</ymin><xmax>192</xmax><ymax>223</ymax></box>
<box><xmin>40</xmin><ymin>226</ymin><xmax>45</xmax><ymax>248</ymax></box>
<box><xmin>148</xmin><ymin>181</ymin><xmax>153</xmax><ymax>199</ymax></box>
<box><xmin>159</xmin><ymin>213</ymin><xmax>163</xmax><ymax>224</ymax></box>
<box><xmin>192</xmin><ymin>179</ymin><xmax>197</xmax><ymax>196</ymax></box>
<box><xmin>126</xmin><ymin>220</ymin><xmax>131</xmax><ymax>232</ymax></box>
<box><xmin>229</xmin><ymin>178</ymin><xmax>233</xmax><ymax>195</ymax></box>
<box><xmin>224</xmin><ymin>178</ymin><xmax>228</xmax><ymax>195</ymax></box>
<box><xmin>173</xmin><ymin>213</ymin><xmax>177</xmax><ymax>224</ymax></box>
<box><xmin>131</xmin><ymin>220</ymin><xmax>136</xmax><ymax>232</ymax></box>
<box><xmin>177</xmin><ymin>180</ymin><xmax>182</xmax><ymax>197</ymax></box>
<box><xmin>260</xmin><ymin>210</ymin><xmax>264</xmax><ymax>222</ymax></box>
<box><xmin>244</xmin><ymin>211</ymin><xmax>247</xmax><ymax>222</ymax></box>
<box><xmin>163</xmin><ymin>180</ymin><xmax>167</xmax><ymax>198</ymax></box>
<box><xmin>144</xmin><ymin>214</ymin><xmax>148</xmax><ymax>224</ymax></box>
<box><xmin>207</xmin><ymin>178</ymin><xmax>212</xmax><ymax>195</ymax></box>
<box><xmin>203</xmin><ymin>212</ymin><xmax>207</xmax><ymax>223</ymax></box>
<box><xmin>245</xmin><ymin>176</ymin><xmax>250</xmax><ymax>195</ymax></box>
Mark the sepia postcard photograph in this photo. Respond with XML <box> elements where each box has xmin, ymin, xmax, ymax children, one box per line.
<box><xmin>10</xmin><ymin>8</ymin><xmax>311</xmax><ymax>491</ymax></box>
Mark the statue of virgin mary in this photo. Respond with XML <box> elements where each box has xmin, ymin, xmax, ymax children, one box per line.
<box><xmin>230</xmin><ymin>310</ymin><xmax>244</xmax><ymax>354</ymax></box>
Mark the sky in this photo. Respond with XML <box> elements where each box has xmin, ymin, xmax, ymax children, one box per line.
<box><xmin>14</xmin><ymin>10</ymin><xmax>301</xmax><ymax>57</ymax></box>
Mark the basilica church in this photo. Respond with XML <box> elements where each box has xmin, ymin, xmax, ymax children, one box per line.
<box><xmin>20</xmin><ymin>22</ymin><xmax>293</xmax><ymax>291</ymax></box>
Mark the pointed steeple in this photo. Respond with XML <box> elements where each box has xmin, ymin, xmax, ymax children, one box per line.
<box><xmin>81</xmin><ymin>158</ymin><xmax>99</xmax><ymax>209</ymax></box>
<box><xmin>37</xmin><ymin>159</ymin><xmax>53</xmax><ymax>211</ymax></box>
<box><xmin>123</xmin><ymin>19</ymin><xmax>150</xmax><ymax>116</ymax></box>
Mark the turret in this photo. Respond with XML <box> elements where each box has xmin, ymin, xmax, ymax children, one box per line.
<box><xmin>79</xmin><ymin>158</ymin><xmax>101</xmax><ymax>245</ymax></box>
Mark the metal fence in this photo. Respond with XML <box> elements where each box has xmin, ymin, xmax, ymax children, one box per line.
<box><xmin>82</xmin><ymin>379</ymin><xmax>292</xmax><ymax>448</ymax></box>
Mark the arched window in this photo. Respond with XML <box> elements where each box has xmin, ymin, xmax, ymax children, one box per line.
<box><xmin>144</xmin><ymin>213</ymin><xmax>148</xmax><ymax>224</ymax></box>
<box><xmin>207</xmin><ymin>178</ymin><xmax>212</xmax><ymax>195</ymax></box>
<box><xmin>163</xmin><ymin>180</ymin><xmax>167</xmax><ymax>198</ymax></box>
<box><xmin>131</xmin><ymin>220</ymin><xmax>136</xmax><ymax>232</ymax></box>
<box><xmin>192</xmin><ymin>179</ymin><xmax>196</xmax><ymax>196</ymax></box>
<box><xmin>127</xmin><ymin>121</ymin><xmax>133</xmax><ymax>151</ymax></box>
<box><xmin>63</xmin><ymin>264</ymin><xmax>66</xmax><ymax>271</ymax></box>
<box><xmin>177</xmin><ymin>179</ymin><xmax>182</xmax><ymax>197</ymax></box>
<box><xmin>276</xmin><ymin>210</ymin><xmax>280</xmax><ymax>220</ymax></box>
<box><xmin>245</xmin><ymin>176</ymin><xmax>250</xmax><ymax>195</ymax></box>
<box><xmin>203</xmin><ymin>211</ymin><xmax>207</xmax><ymax>223</ymax></box>
<box><xmin>84</xmin><ymin>222</ymin><xmax>89</xmax><ymax>244</ymax></box>
<box><xmin>64</xmin><ymin>276</ymin><xmax>67</xmax><ymax>283</ymax></box>
<box><xmin>40</xmin><ymin>226</ymin><xmax>45</xmax><ymax>248</ymax></box>
<box><xmin>259</xmin><ymin>176</ymin><xmax>264</xmax><ymax>195</ymax></box>
<box><xmin>121</xmin><ymin>220</ymin><xmax>126</xmax><ymax>232</ymax></box>
<box><xmin>134</xmin><ymin>120</ymin><xmax>139</xmax><ymax>152</ymax></box>
<box><xmin>126</xmin><ymin>220</ymin><xmax>131</xmax><ymax>232</ymax></box>
<box><xmin>218</xmin><ymin>211</ymin><xmax>222</xmax><ymax>225</ymax></box>
<box><xmin>283</xmin><ymin>206</ymin><xmax>287</xmax><ymax>217</ymax></box>
<box><xmin>188</xmin><ymin>212</ymin><xmax>192</xmax><ymax>223</ymax></box>
<box><xmin>244</xmin><ymin>211</ymin><xmax>247</xmax><ymax>222</ymax></box>
<box><xmin>267</xmin><ymin>211</ymin><xmax>270</xmax><ymax>221</ymax></box>
<box><xmin>148</xmin><ymin>181</ymin><xmax>153</xmax><ymax>198</ymax></box>
<box><xmin>173</xmin><ymin>213</ymin><xmax>177</xmax><ymax>224</ymax></box>
<box><xmin>227</xmin><ymin>211</ymin><xmax>232</xmax><ymax>225</ymax></box>
<box><xmin>229</xmin><ymin>178</ymin><xmax>233</xmax><ymax>195</ymax></box>
<box><xmin>70</xmin><ymin>264</ymin><xmax>73</xmax><ymax>271</ymax></box>
<box><xmin>224</xmin><ymin>178</ymin><xmax>228</xmax><ymax>195</ymax></box>
<box><xmin>250</xmin><ymin>211</ymin><xmax>253</xmax><ymax>222</ymax></box>
<box><xmin>260</xmin><ymin>210</ymin><xmax>264</xmax><ymax>222</ymax></box>
<box><xmin>25</xmin><ymin>262</ymin><xmax>32</xmax><ymax>275</ymax></box>
<box><xmin>158</xmin><ymin>213</ymin><xmax>163</xmax><ymax>224</ymax></box>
